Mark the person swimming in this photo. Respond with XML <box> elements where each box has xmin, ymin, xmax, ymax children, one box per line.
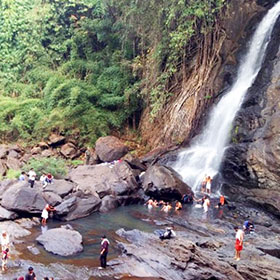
<box><xmin>161</xmin><ymin>202</ymin><xmax>172</xmax><ymax>213</ymax></box>
<box><xmin>175</xmin><ymin>201</ymin><xmax>182</xmax><ymax>211</ymax></box>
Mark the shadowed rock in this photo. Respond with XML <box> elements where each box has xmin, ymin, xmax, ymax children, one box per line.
<box><xmin>142</xmin><ymin>165</ymin><xmax>193</xmax><ymax>200</ymax></box>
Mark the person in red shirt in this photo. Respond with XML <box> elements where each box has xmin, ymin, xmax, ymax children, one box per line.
<box><xmin>99</xmin><ymin>235</ymin><xmax>110</xmax><ymax>269</ymax></box>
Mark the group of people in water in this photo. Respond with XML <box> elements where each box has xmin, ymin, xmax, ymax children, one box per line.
<box><xmin>145</xmin><ymin>174</ymin><xmax>255</xmax><ymax>261</ymax></box>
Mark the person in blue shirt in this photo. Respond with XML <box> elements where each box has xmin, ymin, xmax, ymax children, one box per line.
<box><xmin>18</xmin><ymin>172</ymin><xmax>26</xmax><ymax>182</ymax></box>
<box><xmin>243</xmin><ymin>220</ymin><xmax>254</xmax><ymax>234</ymax></box>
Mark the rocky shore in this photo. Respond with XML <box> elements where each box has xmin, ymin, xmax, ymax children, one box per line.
<box><xmin>0</xmin><ymin>136</ymin><xmax>279</xmax><ymax>279</ymax></box>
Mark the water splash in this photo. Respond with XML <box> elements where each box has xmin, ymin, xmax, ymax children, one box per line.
<box><xmin>173</xmin><ymin>1</ymin><xmax>280</xmax><ymax>191</ymax></box>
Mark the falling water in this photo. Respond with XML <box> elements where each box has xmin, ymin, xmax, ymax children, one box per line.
<box><xmin>173</xmin><ymin>1</ymin><xmax>280</xmax><ymax>191</ymax></box>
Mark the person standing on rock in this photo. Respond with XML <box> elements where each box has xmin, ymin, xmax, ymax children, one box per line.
<box><xmin>234</xmin><ymin>226</ymin><xmax>244</xmax><ymax>261</ymax></box>
<box><xmin>203</xmin><ymin>196</ymin><xmax>210</xmax><ymax>213</ymax></box>
<box><xmin>25</xmin><ymin>266</ymin><xmax>37</xmax><ymax>280</ymax></box>
<box><xmin>201</xmin><ymin>174</ymin><xmax>207</xmax><ymax>193</ymax></box>
<box><xmin>1</xmin><ymin>231</ymin><xmax>10</xmax><ymax>251</ymax></box>
<box><xmin>1</xmin><ymin>248</ymin><xmax>9</xmax><ymax>271</ymax></box>
<box><xmin>28</xmin><ymin>168</ymin><xmax>37</xmax><ymax>188</ymax></box>
<box><xmin>41</xmin><ymin>204</ymin><xmax>56</xmax><ymax>226</ymax></box>
<box><xmin>19</xmin><ymin>171</ymin><xmax>26</xmax><ymax>182</ymax></box>
<box><xmin>99</xmin><ymin>235</ymin><xmax>110</xmax><ymax>269</ymax></box>
<box><xmin>85</xmin><ymin>147</ymin><xmax>91</xmax><ymax>165</ymax></box>
<box><xmin>40</xmin><ymin>173</ymin><xmax>48</xmax><ymax>189</ymax></box>
<box><xmin>205</xmin><ymin>176</ymin><xmax>212</xmax><ymax>195</ymax></box>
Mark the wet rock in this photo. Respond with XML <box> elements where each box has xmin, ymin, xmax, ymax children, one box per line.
<box><xmin>69</xmin><ymin>162</ymin><xmax>139</xmax><ymax>198</ymax></box>
<box><xmin>55</xmin><ymin>197</ymin><xmax>77</xmax><ymax>216</ymax></box>
<box><xmin>62</xmin><ymin>196</ymin><xmax>101</xmax><ymax>221</ymax></box>
<box><xmin>99</xmin><ymin>195</ymin><xmax>120</xmax><ymax>213</ymax></box>
<box><xmin>44</xmin><ymin>179</ymin><xmax>75</xmax><ymax>198</ymax></box>
<box><xmin>0</xmin><ymin>206</ymin><xmax>18</xmax><ymax>220</ymax></box>
<box><xmin>95</xmin><ymin>136</ymin><xmax>128</xmax><ymax>162</ymax></box>
<box><xmin>42</xmin><ymin>191</ymin><xmax>62</xmax><ymax>206</ymax></box>
<box><xmin>48</xmin><ymin>134</ymin><xmax>66</xmax><ymax>146</ymax></box>
<box><xmin>1</xmin><ymin>182</ymin><xmax>46</xmax><ymax>213</ymax></box>
<box><xmin>142</xmin><ymin>164</ymin><xmax>193</xmax><ymax>200</ymax></box>
<box><xmin>36</xmin><ymin>227</ymin><xmax>83</xmax><ymax>256</ymax></box>
<box><xmin>115</xmin><ymin>229</ymin><xmax>245</xmax><ymax>280</ymax></box>
<box><xmin>27</xmin><ymin>245</ymin><xmax>40</xmax><ymax>255</ymax></box>
<box><xmin>60</xmin><ymin>143</ymin><xmax>78</xmax><ymax>159</ymax></box>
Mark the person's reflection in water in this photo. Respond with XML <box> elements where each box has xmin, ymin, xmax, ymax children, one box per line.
<box><xmin>41</xmin><ymin>225</ymin><xmax>48</xmax><ymax>234</ymax></box>
<box><xmin>218</xmin><ymin>208</ymin><xmax>224</xmax><ymax>219</ymax></box>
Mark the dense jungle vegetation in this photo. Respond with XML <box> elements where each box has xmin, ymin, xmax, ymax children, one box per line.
<box><xmin>0</xmin><ymin>0</ymin><xmax>226</xmax><ymax>145</ymax></box>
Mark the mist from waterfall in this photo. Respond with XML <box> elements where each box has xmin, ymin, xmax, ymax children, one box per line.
<box><xmin>173</xmin><ymin>1</ymin><xmax>280</xmax><ymax>191</ymax></box>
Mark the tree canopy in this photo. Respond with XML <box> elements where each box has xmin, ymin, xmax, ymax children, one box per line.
<box><xmin>0</xmin><ymin>0</ymin><xmax>226</xmax><ymax>144</ymax></box>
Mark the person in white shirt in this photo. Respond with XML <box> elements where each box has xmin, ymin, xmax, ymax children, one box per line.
<box><xmin>234</xmin><ymin>226</ymin><xmax>245</xmax><ymax>261</ymax></box>
<box><xmin>1</xmin><ymin>231</ymin><xmax>10</xmax><ymax>251</ymax></box>
<box><xmin>203</xmin><ymin>197</ymin><xmax>210</xmax><ymax>213</ymax></box>
<box><xmin>28</xmin><ymin>168</ymin><xmax>36</xmax><ymax>188</ymax></box>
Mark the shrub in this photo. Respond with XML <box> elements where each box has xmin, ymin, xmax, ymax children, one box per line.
<box><xmin>5</xmin><ymin>169</ymin><xmax>21</xmax><ymax>180</ymax></box>
<box><xmin>22</xmin><ymin>157</ymin><xmax>68</xmax><ymax>178</ymax></box>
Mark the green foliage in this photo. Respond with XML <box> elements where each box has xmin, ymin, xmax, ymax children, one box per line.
<box><xmin>22</xmin><ymin>157</ymin><xmax>67</xmax><ymax>178</ymax></box>
<box><xmin>0</xmin><ymin>0</ymin><xmax>226</xmax><ymax>143</ymax></box>
<box><xmin>5</xmin><ymin>169</ymin><xmax>21</xmax><ymax>180</ymax></box>
<box><xmin>68</xmin><ymin>159</ymin><xmax>84</xmax><ymax>167</ymax></box>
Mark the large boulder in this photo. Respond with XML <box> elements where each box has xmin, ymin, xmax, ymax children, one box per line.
<box><xmin>1</xmin><ymin>182</ymin><xmax>46</xmax><ymax>213</ymax></box>
<box><xmin>61</xmin><ymin>196</ymin><xmax>101</xmax><ymax>221</ymax></box>
<box><xmin>48</xmin><ymin>134</ymin><xmax>65</xmax><ymax>146</ymax></box>
<box><xmin>60</xmin><ymin>143</ymin><xmax>79</xmax><ymax>159</ymax></box>
<box><xmin>42</xmin><ymin>191</ymin><xmax>62</xmax><ymax>206</ymax></box>
<box><xmin>55</xmin><ymin>197</ymin><xmax>77</xmax><ymax>216</ymax></box>
<box><xmin>95</xmin><ymin>136</ymin><xmax>128</xmax><ymax>162</ymax></box>
<box><xmin>0</xmin><ymin>206</ymin><xmax>18</xmax><ymax>221</ymax></box>
<box><xmin>36</xmin><ymin>227</ymin><xmax>83</xmax><ymax>256</ymax></box>
<box><xmin>142</xmin><ymin>165</ymin><xmax>193</xmax><ymax>200</ymax></box>
<box><xmin>6</xmin><ymin>156</ymin><xmax>21</xmax><ymax>170</ymax></box>
<box><xmin>99</xmin><ymin>195</ymin><xmax>120</xmax><ymax>213</ymax></box>
<box><xmin>69</xmin><ymin>161</ymin><xmax>139</xmax><ymax>198</ymax></box>
<box><xmin>44</xmin><ymin>179</ymin><xmax>75</xmax><ymax>198</ymax></box>
<box><xmin>0</xmin><ymin>179</ymin><xmax>17</xmax><ymax>199</ymax></box>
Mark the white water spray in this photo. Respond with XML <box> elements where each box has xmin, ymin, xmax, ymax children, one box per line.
<box><xmin>173</xmin><ymin>1</ymin><xmax>280</xmax><ymax>191</ymax></box>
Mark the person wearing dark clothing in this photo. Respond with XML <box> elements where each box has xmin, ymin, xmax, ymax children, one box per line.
<box><xmin>99</xmin><ymin>235</ymin><xmax>110</xmax><ymax>269</ymax></box>
<box><xmin>182</xmin><ymin>193</ymin><xmax>194</xmax><ymax>204</ymax></box>
<box><xmin>25</xmin><ymin>267</ymin><xmax>36</xmax><ymax>280</ymax></box>
<box><xmin>159</xmin><ymin>227</ymin><xmax>176</xmax><ymax>240</ymax></box>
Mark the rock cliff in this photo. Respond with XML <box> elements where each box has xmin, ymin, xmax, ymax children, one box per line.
<box><xmin>139</xmin><ymin>0</ymin><xmax>278</xmax><ymax>149</ymax></box>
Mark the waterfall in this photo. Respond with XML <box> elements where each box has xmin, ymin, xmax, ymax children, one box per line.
<box><xmin>173</xmin><ymin>1</ymin><xmax>280</xmax><ymax>191</ymax></box>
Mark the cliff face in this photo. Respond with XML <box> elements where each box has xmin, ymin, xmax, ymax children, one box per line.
<box><xmin>139</xmin><ymin>0</ymin><xmax>276</xmax><ymax>149</ymax></box>
<box><xmin>221</xmin><ymin>11</ymin><xmax>280</xmax><ymax>192</ymax></box>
